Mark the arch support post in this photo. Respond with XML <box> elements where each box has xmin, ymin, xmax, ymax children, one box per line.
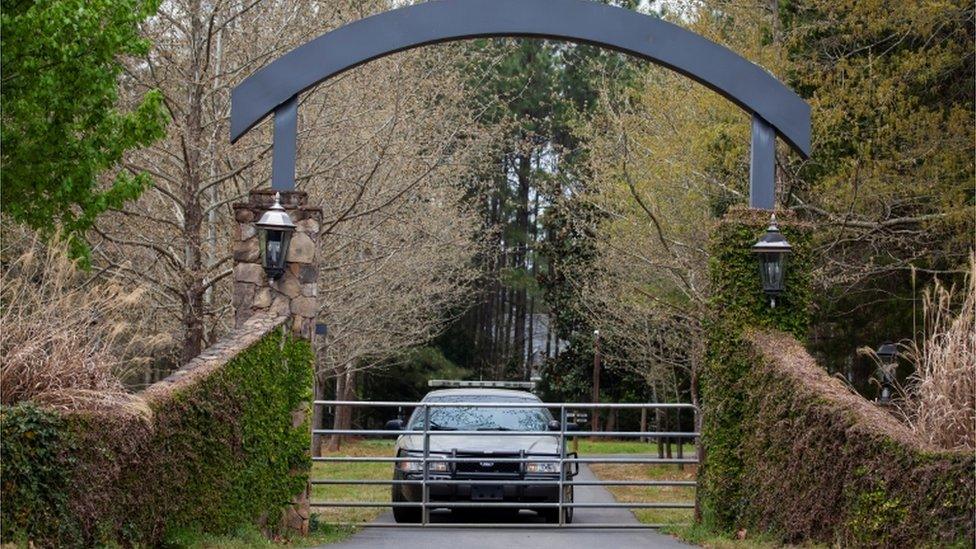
<box><xmin>232</xmin><ymin>189</ymin><xmax>322</xmax><ymax>535</ymax></box>
<box><xmin>749</xmin><ymin>115</ymin><xmax>776</xmax><ymax>210</ymax></box>
<box><xmin>272</xmin><ymin>95</ymin><xmax>298</xmax><ymax>191</ymax></box>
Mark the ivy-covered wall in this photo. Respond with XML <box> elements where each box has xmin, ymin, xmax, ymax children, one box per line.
<box><xmin>739</xmin><ymin>330</ymin><xmax>974</xmax><ymax>546</ymax></box>
<box><xmin>700</xmin><ymin>207</ymin><xmax>814</xmax><ymax>528</ymax></box>
<box><xmin>700</xmin><ymin>208</ymin><xmax>973</xmax><ymax>545</ymax></box>
<box><xmin>0</xmin><ymin>315</ymin><xmax>313</xmax><ymax>546</ymax></box>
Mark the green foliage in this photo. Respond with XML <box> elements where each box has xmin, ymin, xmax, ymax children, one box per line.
<box><xmin>440</xmin><ymin>8</ymin><xmax>640</xmax><ymax>376</ymax></box>
<box><xmin>0</xmin><ymin>326</ymin><xmax>314</xmax><ymax>546</ymax></box>
<box><xmin>844</xmin><ymin>481</ymin><xmax>908</xmax><ymax>546</ymax></box>
<box><xmin>362</xmin><ymin>346</ymin><xmax>470</xmax><ymax>422</ymax></box>
<box><xmin>699</xmin><ymin>209</ymin><xmax>814</xmax><ymax>531</ymax></box>
<box><xmin>0</xmin><ymin>0</ymin><xmax>168</xmax><ymax>262</ymax></box>
<box><xmin>154</xmin><ymin>327</ymin><xmax>313</xmax><ymax>539</ymax></box>
<box><xmin>778</xmin><ymin>0</ymin><xmax>974</xmax><ymax>377</ymax></box>
<box><xmin>0</xmin><ymin>404</ymin><xmax>80</xmax><ymax>545</ymax></box>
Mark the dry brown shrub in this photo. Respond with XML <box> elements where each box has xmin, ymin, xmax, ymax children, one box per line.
<box><xmin>900</xmin><ymin>256</ymin><xmax>976</xmax><ymax>451</ymax></box>
<box><xmin>0</xmin><ymin>227</ymin><xmax>148</xmax><ymax>405</ymax></box>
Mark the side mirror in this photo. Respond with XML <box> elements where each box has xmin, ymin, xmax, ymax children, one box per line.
<box><xmin>547</xmin><ymin>420</ymin><xmax>580</xmax><ymax>432</ymax></box>
<box><xmin>385</xmin><ymin>419</ymin><xmax>405</xmax><ymax>431</ymax></box>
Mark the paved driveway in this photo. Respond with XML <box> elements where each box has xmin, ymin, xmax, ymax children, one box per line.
<box><xmin>320</xmin><ymin>465</ymin><xmax>691</xmax><ymax>549</ymax></box>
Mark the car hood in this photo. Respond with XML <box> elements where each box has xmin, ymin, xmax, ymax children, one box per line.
<box><xmin>397</xmin><ymin>433</ymin><xmax>561</xmax><ymax>455</ymax></box>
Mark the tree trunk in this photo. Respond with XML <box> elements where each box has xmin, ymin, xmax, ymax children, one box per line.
<box><xmin>327</xmin><ymin>367</ymin><xmax>354</xmax><ymax>452</ymax></box>
<box><xmin>512</xmin><ymin>153</ymin><xmax>530</xmax><ymax>378</ymax></box>
<box><xmin>591</xmin><ymin>332</ymin><xmax>602</xmax><ymax>436</ymax></box>
<box><xmin>639</xmin><ymin>407</ymin><xmax>648</xmax><ymax>443</ymax></box>
<box><xmin>654</xmin><ymin>384</ymin><xmax>664</xmax><ymax>459</ymax></box>
<box><xmin>604</xmin><ymin>408</ymin><xmax>616</xmax><ymax>432</ymax></box>
<box><xmin>179</xmin><ymin>0</ymin><xmax>207</xmax><ymax>363</ymax></box>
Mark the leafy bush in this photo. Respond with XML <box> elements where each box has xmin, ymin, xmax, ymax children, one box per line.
<box><xmin>0</xmin><ymin>404</ymin><xmax>80</xmax><ymax>544</ymax></box>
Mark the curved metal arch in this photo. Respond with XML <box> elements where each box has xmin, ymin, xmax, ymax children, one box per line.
<box><xmin>231</xmin><ymin>0</ymin><xmax>810</xmax><ymax>154</ymax></box>
<box><xmin>230</xmin><ymin>0</ymin><xmax>812</xmax><ymax>207</ymax></box>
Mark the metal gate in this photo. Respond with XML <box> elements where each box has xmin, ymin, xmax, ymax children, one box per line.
<box><xmin>311</xmin><ymin>400</ymin><xmax>698</xmax><ymax>529</ymax></box>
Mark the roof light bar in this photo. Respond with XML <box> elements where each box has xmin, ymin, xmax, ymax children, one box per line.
<box><xmin>427</xmin><ymin>379</ymin><xmax>536</xmax><ymax>390</ymax></box>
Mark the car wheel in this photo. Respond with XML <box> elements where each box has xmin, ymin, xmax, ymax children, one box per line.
<box><xmin>392</xmin><ymin>482</ymin><xmax>421</xmax><ymax>523</ymax></box>
<box><xmin>541</xmin><ymin>486</ymin><xmax>573</xmax><ymax>524</ymax></box>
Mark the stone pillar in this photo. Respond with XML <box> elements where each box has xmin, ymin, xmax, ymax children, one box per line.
<box><xmin>698</xmin><ymin>206</ymin><xmax>813</xmax><ymax>529</ymax></box>
<box><xmin>232</xmin><ymin>189</ymin><xmax>321</xmax><ymax>536</ymax></box>
<box><xmin>232</xmin><ymin>190</ymin><xmax>321</xmax><ymax>338</ymax></box>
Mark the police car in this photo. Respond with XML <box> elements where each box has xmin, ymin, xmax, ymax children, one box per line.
<box><xmin>385</xmin><ymin>385</ymin><xmax>578</xmax><ymax>523</ymax></box>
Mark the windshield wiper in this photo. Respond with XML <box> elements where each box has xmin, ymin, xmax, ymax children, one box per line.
<box><xmin>476</xmin><ymin>427</ymin><xmax>512</xmax><ymax>431</ymax></box>
<box><xmin>428</xmin><ymin>422</ymin><xmax>457</xmax><ymax>431</ymax></box>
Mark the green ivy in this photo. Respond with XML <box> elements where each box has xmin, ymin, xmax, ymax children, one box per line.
<box><xmin>0</xmin><ymin>325</ymin><xmax>313</xmax><ymax>546</ymax></box>
<box><xmin>0</xmin><ymin>404</ymin><xmax>82</xmax><ymax>545</ymax></box>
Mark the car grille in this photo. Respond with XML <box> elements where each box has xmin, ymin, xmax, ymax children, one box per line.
<box><xmin>453</xmin><ymin>453</ymin><xmax>521</xmax><ymax>476</ymax></box>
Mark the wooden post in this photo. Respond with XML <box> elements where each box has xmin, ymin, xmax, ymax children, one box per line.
<box><xmin>639</xmin><ymin>407</ymin><xmax>648</xmax><ymax>443</ymax></box>
<box><xmin>591</xmin><ymin>330</ymin><xmax>602</xmax><ymax>437</ymax></box>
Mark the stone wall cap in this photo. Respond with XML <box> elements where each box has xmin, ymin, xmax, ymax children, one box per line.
<box><xmin>140</xmin><ymin>313</ymin><xmax>288</xmax><ymax>407</ymax></box>
<box><xmin>744</xmin><ymin>329</ymin><xmax>966</xmax><ymax>454</ymax></box>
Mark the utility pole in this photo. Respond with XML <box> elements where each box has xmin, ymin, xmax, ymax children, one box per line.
<box><xmin>591</xmin><ymin>329</ymin><xmax>602</xmax><ymax>434</ymax></box>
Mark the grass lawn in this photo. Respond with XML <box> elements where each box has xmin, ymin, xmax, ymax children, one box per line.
<box><xmin>311</xmin><ymin>439</ymin><xmax>395</xmax><ymax>525</ymax></box>
<box><xmin>663</xmin><ymin>522</ymin><xmax>813</xmax><ymax>549</ymax></box>
<box><xmin>574</xmin><ymin>438</ymin><xmax>696</xmax><ymax>455</ymax></box>
<box><xmin>161</xmin><ymin>521</ymin><xmax>353</xmax><ymax>548</ymax></box>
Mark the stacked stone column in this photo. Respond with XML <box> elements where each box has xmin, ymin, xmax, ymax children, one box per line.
<box><xmin>232</xmin><ymin>189</ymin><xmax>321</xmax><ymax>536</ymax></box>
<box><xmin>232</xmin><ymin>190</ymin><xmax>321</xmax><ymax>337</ymax></box>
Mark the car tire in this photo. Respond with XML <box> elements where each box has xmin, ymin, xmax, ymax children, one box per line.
<box><xmin>392</xmin><ymin>482</ymin><xmax>421</xmax><ymax>523</ymax></box>
<box><xmin>541</xmin><ymin>486</ymin><xmax>573</xmax><ymax>524</ymax></box>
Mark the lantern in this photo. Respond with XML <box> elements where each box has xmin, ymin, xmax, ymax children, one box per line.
<box><xmin>751</xmin><ymin>214</ymin><xmax>792</xmax><ymax>307</ymax></box>
<box><xmin>255</xmin><ymin>192</ymin><xmax>296</xmax><ymax>280</ymax></box>
<box><xmin>875</xmin><ymin>342</ymin><xmax>898</xmax><ymax>404</ymax></box>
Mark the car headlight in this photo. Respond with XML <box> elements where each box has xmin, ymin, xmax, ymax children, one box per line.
<box><xmin>525</xmin><ymin>461</ymin><xmax>560</xmax><ymax>474</ymax></box>
<box><xmin>396</xmin><ymin>457</ymin><xmax>422</xmax><ymax>472</ymax></box>
<box><xmin>428</xmin><ymin>460</ymin><xmax>449</xmax><ymax>473</ymax></box>
<box><xmin>397</xmin><ymin>454</ymin><xmax>449</xmax><ymax>473</ymax></box>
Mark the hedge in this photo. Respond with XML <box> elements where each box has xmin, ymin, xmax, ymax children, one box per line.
<box><xmin>738</xmin><ymin>330</ymin><xmax>974</xmax><ymax>546</ymax></box>
<box><xmin>0</xmin><ymin>317</ymin><xmax>313</xmax><ymax>546</ymax></box>
<box><xmin>700</xmin><ymin>208</ymin><xmax>974</xmax><ymax>545</ymax></box>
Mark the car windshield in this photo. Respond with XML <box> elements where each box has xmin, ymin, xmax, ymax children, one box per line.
<box><xmin>408</xmin><ymin>395</ymin><xmax>552</xmax><ymax>432</ymax></box>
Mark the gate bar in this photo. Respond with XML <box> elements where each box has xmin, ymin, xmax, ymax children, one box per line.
<box><xmin>311</xmin><ymin>479</ymin><xmax>697</xmax><ymax>487</ymax></box>
<box><xmin>315</xmin><ymin>400</ymin><xmax>696</xmax><ymax>409</ymax></box>
<box><xmin>313</xmin><ymin>399</ymin><xmax>699</xmax><ymax>529</ymax></box>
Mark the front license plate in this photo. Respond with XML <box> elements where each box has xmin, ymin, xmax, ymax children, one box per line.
<box><xmin>471</xmin><ymin>485</ymin><xmax>504</xmax><ymax>501</ymax></box>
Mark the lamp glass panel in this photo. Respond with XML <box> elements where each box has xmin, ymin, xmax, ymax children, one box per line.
<box><xmin>759</xmin><ymin>253</ymin><xmax>786</xmax><ymax>294</ymax></box>
<box><xmin>266</xmin><ymin>230</ymin><xmax>284</xmax><ymax>268</ymax></box>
